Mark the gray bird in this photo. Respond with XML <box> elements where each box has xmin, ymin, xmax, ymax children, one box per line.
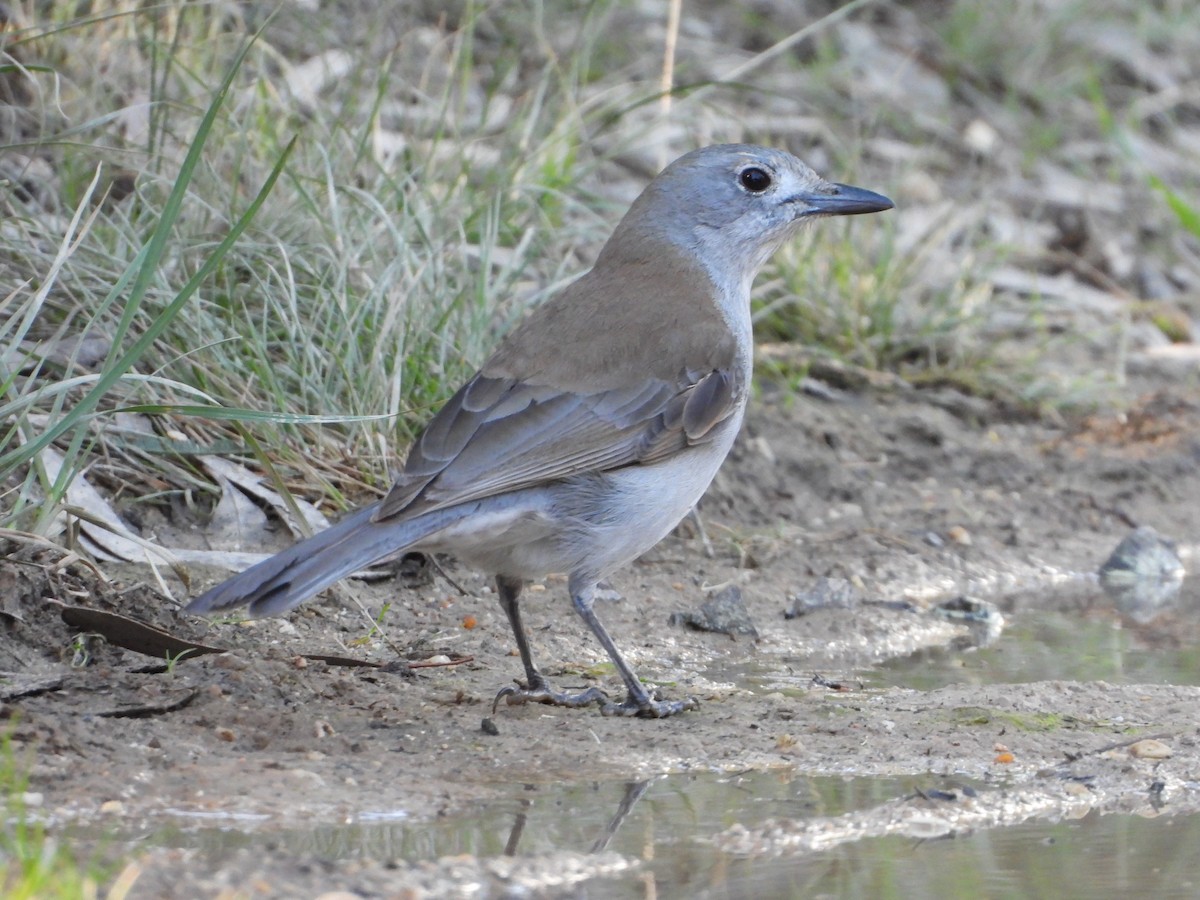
<box><xmin>184</xmin><ymin>144</ymin><xmax>892</xmax><ymax>717</ymax></box>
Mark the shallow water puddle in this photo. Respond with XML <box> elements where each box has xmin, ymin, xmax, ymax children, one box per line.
<box><xmin>104</xmin><ymin>772</ymin><xmax>909</xmax><ymax>858</ymax></box>
<box><xmin>723</xmin><ymin>811</ymin><xmax>1200</xmax><ymax>900</ymax></box>
<box><xmin>92</xmin><ymin>770</ymin><xmax>1200</xmax><ymax>897</ymax></box>
<box><xmin>877</xmin><ymin>577</ymin><xmax>1200</xmax><ymax>691</ymax></box>
<box><xmin>718</xmin><ymin>577</ymin><xmax>1200</xmax><ymax>696</ymax></box>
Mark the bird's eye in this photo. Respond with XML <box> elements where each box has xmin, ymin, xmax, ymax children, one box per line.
<box><xmin>738</xmin><ymin>167</ymin><xmax>772</xmax><ymax>193</ymax></box>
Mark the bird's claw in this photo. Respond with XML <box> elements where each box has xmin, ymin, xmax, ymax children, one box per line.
<box><xmin>492</xmin><ymin>679</ymin><xmax>609</xmax><ymax>715</ymax></box>
<box><xmin>600</xmin><ymin>693</ymin><xmax>700</xmax><ymax>718</ymax></box>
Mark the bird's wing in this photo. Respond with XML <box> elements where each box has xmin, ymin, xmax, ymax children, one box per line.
<box><xmin>374</xmin><ymin>367</ymin><xmax>739</xmax><ymax>521</ymax></box>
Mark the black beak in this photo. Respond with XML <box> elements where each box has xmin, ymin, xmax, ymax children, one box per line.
<box><xmin>801</xmin><ymin>182</ymin><xmax>894</xmax><ymax>216</ymax></box>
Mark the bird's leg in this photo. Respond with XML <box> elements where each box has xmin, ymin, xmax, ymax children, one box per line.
<box><xmin>491</xmin><ymin>574</ymin><xmax>608</xmax><ymax>714</ymax></box>
<box><xmin>571</xmin><ymin>583</ymin><xmax>699</xmax><ymax>718</ymax></box>
<box><xmin>683</xmin><ymin>506</ymin><xmax>715</xmax><ymax>558</ymax></box>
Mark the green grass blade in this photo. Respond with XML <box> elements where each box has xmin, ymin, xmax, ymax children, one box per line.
<box><xmin>0</xmin><ymin>35</ymin><xmax>290</xmax><ymax>477</ymax></box>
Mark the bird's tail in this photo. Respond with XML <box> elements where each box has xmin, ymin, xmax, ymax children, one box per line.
<box><xmin>183</xmin><ymin>502</ymin><xmax>474</xmax><ymax>618</ymax></box>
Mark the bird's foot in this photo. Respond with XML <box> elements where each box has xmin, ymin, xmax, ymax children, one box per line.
<box><xmin>600</xmin><ymin>691</ymin><xmax>700</xmax><ymax>718</ymax></box>
<box><xmin>492</xmin><ymin>676</ymin><xmax>608</xmax><ymax>714</ymax></box>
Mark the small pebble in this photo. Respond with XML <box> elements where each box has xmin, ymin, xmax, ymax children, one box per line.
<box><xmin>946</xmin><ymin>525</ymin><xmax>972</xmax><ymax>546</ymax></box>
<box><xmin>963</xmin><ymin>118</ymin><xmax>999</xmax><ymax>155</ymax></box>
<box><xmin>669</xmin><ymin>585</ymin><xmax>759</xmax><ymax>638</ymax></box>
<box><xmin>1099</xmin><ymin>526</ymin><xmax>1185</xmax><ymax>624</ymax></box>
<box><xmin>1129</xmin><ymin>739</ymin><xmax>1172</xmax><ymax>760</ymax></box>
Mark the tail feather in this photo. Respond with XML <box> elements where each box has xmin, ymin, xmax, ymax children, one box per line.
<box><xmin>184</xmin><ymin>502</ymin><xmax>472</xmax><ymax>618</ymax></box>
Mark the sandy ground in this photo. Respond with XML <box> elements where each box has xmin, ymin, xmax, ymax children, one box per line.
<box><xmin>4</xmin><ymin>376</ymin><xmax>1200</xmax><ymax>896</ymax></box>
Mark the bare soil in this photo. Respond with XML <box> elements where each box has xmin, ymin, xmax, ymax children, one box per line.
<box><xmin>4</xmin><ymin>378</ymin><xmax>1200</xmax><ymax>896</ymax></box>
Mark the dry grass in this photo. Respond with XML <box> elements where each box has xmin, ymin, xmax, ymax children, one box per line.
<box><xmin>1</xmin><ymin>0</ymin><xmax>1198</xmax><ymax>532</ymax></box>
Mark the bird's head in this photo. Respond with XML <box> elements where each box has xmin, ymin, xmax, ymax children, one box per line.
<box><xmin>608</xmin><ymin>144</ymin><xmax>893</xmax><ymax>296</ymax></box>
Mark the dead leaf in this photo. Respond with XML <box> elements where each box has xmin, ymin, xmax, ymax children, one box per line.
<box><xmin>41</xmin><ymin>447</ymin><xmax>181</xmax><ymax>567</ymax></box>
<box><xmin>200</xmin><ymin>455</ymin><xmax>331</xmax><ymax>538</ymax></box>
<box><xmin>204</xmin><ymin>473</ymin><xmax>270</xmax><ymax>551</ymax></box>
<box><xmin>55</xmin><ymin>603</ymin><xmax>225</xmax><ymax>662</ymax></box>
